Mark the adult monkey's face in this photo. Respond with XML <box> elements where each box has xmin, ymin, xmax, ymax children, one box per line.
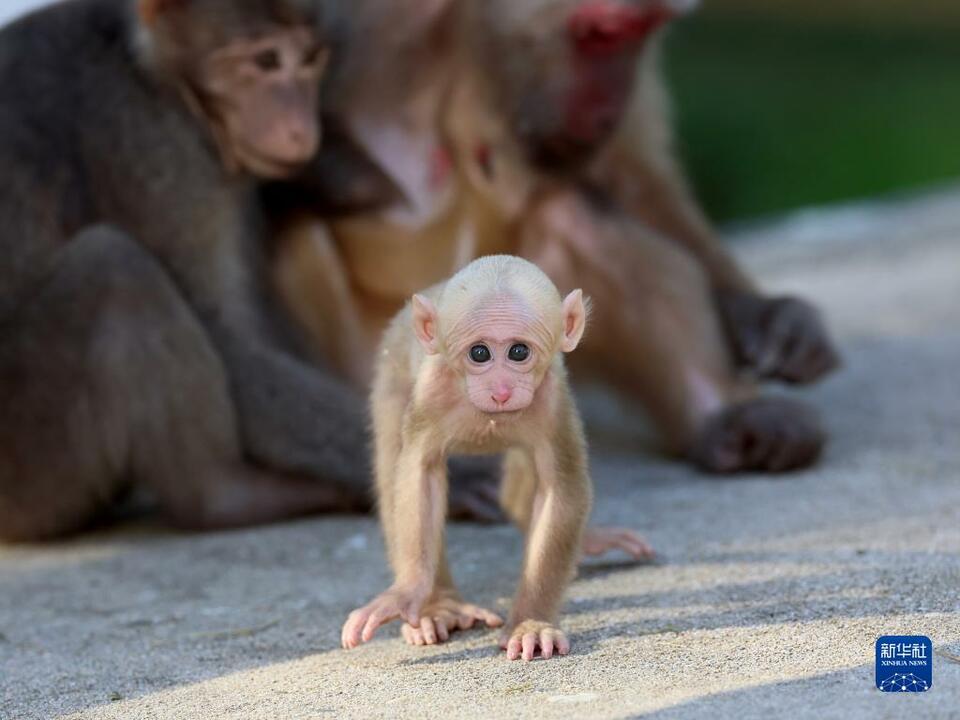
<box><xmin>139</xmin><ymin>0</ymin><xmax>330</xmax><ymax>179</ymax></box>
<box><xmin>473</xmin><ymin>0</ymin><xmax>698</xmax><ymax>174</ymax></box>
<box><xmin>197</xmin><ymin>26</ymin><xmax>328</xmax><ymax>178</ymax></box>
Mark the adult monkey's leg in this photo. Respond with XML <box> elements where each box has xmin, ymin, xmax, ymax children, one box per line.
<box><xmin>519</xmin><ymin>192</ymin><xmax>825</xmax><ymax>473</ymax></box>
<box><xmin>0</xmin><ymin>227</ymin><xmax>362</xmax><ymax>542</ymax></box>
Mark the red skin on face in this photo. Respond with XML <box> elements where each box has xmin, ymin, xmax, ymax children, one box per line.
<box><xmin>565</xmin><ymin>1</ymin><xmax>672</xmax><ymax>144</ymax></box>
<box><xmin>568</xmin><ymin>0</ymin><xmax>671</xmax><ymax>56</ymax></box>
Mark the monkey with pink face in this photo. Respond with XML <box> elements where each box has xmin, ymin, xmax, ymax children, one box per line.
<box><xmin>342</xmin><ymin>256</ymin><xmax>651</xmax><ymax>661</ymax></box>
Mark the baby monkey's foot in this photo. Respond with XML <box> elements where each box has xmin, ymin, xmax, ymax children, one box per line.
<box><xmin>401</xmin><ymin>593</ymin><xmax>503</xmax><ymax>646</ymax></box>
<box><xmin>499</xmin><ymin>620</ymin><xmax>570</xmax><ymax>661</ymax></box>
<box><xmin>582</xmin><ymin>527</ymin><xmax>655</xmax><ymax>561</ymax></box>
<box><xmin>341</xmin><ymin>585</ymin><xmax>428</xmax><ymax>649</ymax></box>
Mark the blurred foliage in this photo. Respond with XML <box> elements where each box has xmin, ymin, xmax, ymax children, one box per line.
<box><xmin>705</xmin><ymin>0</ymin><xmax>960</xmax><ymax>29</ymax></box>
<box><xmin>663</xmin><ymin>12</ymin><xmax>960</xmax><ymax>221</ymax></box>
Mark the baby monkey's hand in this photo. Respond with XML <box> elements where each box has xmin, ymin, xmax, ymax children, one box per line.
<box><xmin>401</xmin><ymin>590</ymin><xmax>503</xmax><ymax>646</ymax></box>
<box><xmin>341</xmin><ymin>584</ymin><xmax>429</xmax><ymax>649</ymax></box>
<box><xmin>499</xmin><ymin>620</ymin><xmax>570</xmax><ymax>661</ymax></box>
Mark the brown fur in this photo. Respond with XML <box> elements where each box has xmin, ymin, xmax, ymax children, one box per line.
<box><xmin>271</xmin><ymin>0</ymin><xmax>838</xmax><ymax>475</ymax></box>
<box><xmin>0</xmin><ymin>0</ymin><xmax>371</xmax><ymax>542</ymax></box>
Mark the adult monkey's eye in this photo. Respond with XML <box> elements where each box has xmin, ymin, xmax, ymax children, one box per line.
<box><xmin>302</xmin><ymin>44</ymin><xmax>325</xmax><ymax>66</ymax></box>
<box><xmin>253</xmin><ymin>48</ymin><xmax>282</xmax><ymax>71</ymax></box>
<box><xmin>469</xmin><ymin>344</ymin><xmax>492</xmax><ymax>364</ymax></box>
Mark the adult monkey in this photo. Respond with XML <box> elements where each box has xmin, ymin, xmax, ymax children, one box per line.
<box><xmin>272</xmin><ymin>0</ymin><xmax>839</xmax><ymax>475</ymax></box>
<box><xmin>0</xmin><ymin>0</ymin><xmax>383</xmax><ymax>542</ymax></box>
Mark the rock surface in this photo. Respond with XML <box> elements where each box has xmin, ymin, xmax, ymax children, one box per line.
<box><xmin>2</xmin><ymin>188</ymin><xmax>959</xmax><ymax>719</ymax></box>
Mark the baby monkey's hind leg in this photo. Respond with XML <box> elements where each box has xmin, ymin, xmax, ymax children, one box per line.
<box><xmin>501</xmin><ymin>449</ymin><xmax>654</xmax><ymax>562</ymax></box>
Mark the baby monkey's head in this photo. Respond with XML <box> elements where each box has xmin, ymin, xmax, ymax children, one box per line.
<box><xmin>412</xmin><ymin>256</ymin><xmax>588</xmax><ymax>414</ymax></box>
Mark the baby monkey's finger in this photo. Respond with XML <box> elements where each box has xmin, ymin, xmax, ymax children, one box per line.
<box><xmin>361</xmin><ymin>603</ymin><xmax>400</xmax><ymax>642</ymax></box>
<box><xmin>462</xmin><ymin>604</ymin><xmax>504</xmax><ymax>628</ymax></box>
<box><xmin>420</xmin><ymin>617</ymin><xmax>437</xmax><ymax>644</ymax></box>
<box><xmin>341</xmin><ymin>609</ymin><xmax>369</xmax><ymax>649</ymax></box>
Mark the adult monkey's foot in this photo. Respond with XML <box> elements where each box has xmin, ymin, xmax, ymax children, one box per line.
<box><xmin>691</xmin><ymin>397</ymin><xmax>826</xmax><ymax>474</ymax></box>
<box><xmin>718</xmin><ymin>291</ymin><xmax>841</xmax><ymax>384</ymax></box>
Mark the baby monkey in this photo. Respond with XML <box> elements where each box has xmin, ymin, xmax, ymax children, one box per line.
<box><xmin>342</xmin><ymin>256</ymin><xmax>650</xmax><ymax>660</ymax></box>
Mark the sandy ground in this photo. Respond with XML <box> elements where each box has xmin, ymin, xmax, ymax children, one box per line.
<box><xmin>2</xmin><ymin>187</ymin><xmax>959</xmax><ymax>719</ymax></box>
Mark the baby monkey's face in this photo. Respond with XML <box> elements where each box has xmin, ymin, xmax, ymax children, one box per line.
<box><xmin>460</xmin><ymin>337</ymin><xmax>541</xmax><ymax>413</ymax></box>
<box><xmin>450</xmin><ymin>296</ymin><xmax>551</xmax><ymax>414</ymax></box>
<box><xmin>411</xmin><ymin>260</ymin><xmax>588</xmax><ymax>417</ymax></box>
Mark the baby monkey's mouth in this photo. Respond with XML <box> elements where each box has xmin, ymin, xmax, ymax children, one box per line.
<box><xmin>480</xmin><ymin>407</ymin><xmax>526</xmax><ymax>418</ymax></box>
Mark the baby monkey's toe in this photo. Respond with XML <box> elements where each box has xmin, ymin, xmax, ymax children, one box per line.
<box><xmin>582</xmin><ymin>527</ymin><xmax>655</xmax><ymax>561</ymax></box>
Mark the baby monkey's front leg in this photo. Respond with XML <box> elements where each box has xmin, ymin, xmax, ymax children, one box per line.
<box><xmin>342</xmin><ymin>441</ymin><xmax>444</xmax><ymax>649</ymax></box>
<box><xmin>502</xmin><ymin>413</ymin><xmax>591</xmax><ymax>660</ymax></box>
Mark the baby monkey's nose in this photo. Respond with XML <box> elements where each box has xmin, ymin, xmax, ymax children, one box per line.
<box><xmin>492</xmin><ymin>387</ymin><xmax>513</xmax><ymax>405</ymax></box>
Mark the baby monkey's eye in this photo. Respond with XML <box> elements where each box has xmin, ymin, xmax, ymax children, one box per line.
<box><xmin>469</xmin><ymin>344</ymin><xmax>492</xmax><ymax>364</ymax></box>
<box><xmin>508</xmin><ymin>344</ymin><xmax>530</xmax><ymax>362</ymax></box>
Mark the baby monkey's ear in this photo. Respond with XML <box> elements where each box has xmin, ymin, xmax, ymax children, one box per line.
<box><xmin>561</xmin><ymin>289</ymin><xmax>588</xmax><ymax>353</ymax></box>
<box><xmin>412</xmin><ymin>294</ymin><xmax>440</xmax><ymax>355</ymax></box>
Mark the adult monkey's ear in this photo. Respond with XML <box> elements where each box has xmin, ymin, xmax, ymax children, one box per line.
<box><xmin>139</xmin><ymin>0</ymin><xmax>189</xmax><ymax>26</ymax></box>
<box><xmin>412</xmin><ymin>294</ymin><xmax>440</xmax><ymax>355</ymax></box>
<box><xmin>560</xmin><ymin>289</ymin><xmax>588</xmax><ymax>353</ymax></box>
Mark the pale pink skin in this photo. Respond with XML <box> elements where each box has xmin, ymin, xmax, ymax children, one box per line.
<box><xmin>448</xmin><ymin>302</ymin><xmax>545</xmax><ymax>414</ymax></box>
<box><xmin>413</xmin><ymin>289</ymin><xmax>583</xmax><ymax>414</ymax></box>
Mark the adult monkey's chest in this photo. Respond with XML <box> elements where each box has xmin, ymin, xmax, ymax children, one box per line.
<box><xmin>330</xmin><ymin>183</ymin><xmax>469</xmax><ymax>302</ymax></box>
<box><xmin>329</xmin><ymin>91</ymin><xmax>531</xmax><ymax>304</ymax></box>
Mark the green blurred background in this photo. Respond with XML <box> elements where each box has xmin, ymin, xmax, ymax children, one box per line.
<box><xmin>664</xmin><ymin>1</ymin><xmax>960</xmax><ymax>222</ymax></box>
